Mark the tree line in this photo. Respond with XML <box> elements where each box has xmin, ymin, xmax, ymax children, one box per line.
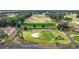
<box><xmin>0</xmin><ymin>12</ymin><xmax>32</xmax><ymax>27</ymax></box>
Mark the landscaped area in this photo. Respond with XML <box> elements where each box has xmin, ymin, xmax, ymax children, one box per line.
<box><xmin>73</xmin><ymin>36</ymin><xmax>79</xmax><ymax>42</ymax></box>
<box><xmin>0</xmin><ymin>10</ymin><xmax>79</xmax><ymax>48</ymax></box>
<box><xmin>21</xmin><ymin>23</ymin><xmax>56</xmax><ymax>28</ymax></box>
<box><xmin>21</xmin><ymin>30</ymin><xmax>70</xmax><ymax>46</ymax></box>
<box><xmin>69</xmin><ymin>32</ymin><xmax>79</xmax><ymax>43</ymax></box>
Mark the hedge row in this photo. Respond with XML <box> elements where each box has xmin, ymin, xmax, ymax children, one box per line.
<box><xmin>21</xmin><ymin>23</ymin><xmax>56</xmax><ymax>27</ymax></box>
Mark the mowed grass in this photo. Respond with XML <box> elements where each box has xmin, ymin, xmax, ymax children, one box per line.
<box><xmin>72</xmin><ymin>35</ymin><xmax>79</xmax><ymax>43</ymax></box>
<box><xmin>73</xmin><ymin>36</ymin><xmax>79</xmax><ymax>43</ymax></box>
<box><xmin>22</xmin><ymin>30</ymin><xmax>70</xmax><ymax>45</ymax></box>
<box><xmin>70</xmin><ymin>32</ymin><xmax>79</xmax><ymax>43</ymax></box>
<box><xmin>21</xmin><ymin>23</ymin><xmax>56</xmax><ymax>27</ymax></box>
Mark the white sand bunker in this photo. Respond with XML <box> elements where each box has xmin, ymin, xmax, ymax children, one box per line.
<box><xmin>32</xmin><ymin>33</ymin><xmax>40</xmax><ymax>38</ymax></box>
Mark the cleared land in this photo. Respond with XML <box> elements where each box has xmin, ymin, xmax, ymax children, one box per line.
<box><xmin>24</xmin><ymin>14</ymin><xmax>53</xmax><ymax>23</ymax></box>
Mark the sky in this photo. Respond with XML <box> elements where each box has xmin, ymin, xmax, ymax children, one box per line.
<box><xmin>0</xmin><ymin>0</ymin><xmax>79</xmax><ymax>10</ymax></box>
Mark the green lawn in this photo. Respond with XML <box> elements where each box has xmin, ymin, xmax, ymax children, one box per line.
<box><xmin>73</xmin><ymin>36</ymin><xmax>79</xmax><ymax>42</ymax></box>
<box><xmin>21</xmin><ymin>23</ymin><xmax>56</xmax><ymax>27</ymax></box>
<box><xmin>69</xmin><ymin>32</ymin><xmax>79</xmax><ymax>43</ymax></box>
<box><xmin>21</xmin><ymin>30</ymin><xmax>70</xmax><ymax>45</ymax></box>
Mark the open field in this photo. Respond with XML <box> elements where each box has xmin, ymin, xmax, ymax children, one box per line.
<box><xmin>24</xmin><ymin>14</ymin><xmax>53</xmax><ymax>23</ymax></box>
<box><xmin>70</xmin><ymin>35</ymin><xmax>79</xmax><ymax>43</ymax></box>
<box><xmin>21</xmin><ymin>30</ymin><xmax>70</xmax><ymax>46</ymax></box>
<box><xmin>73</xmin><ymin>36</ymin><xmax>79</xmax><ymax>42</ymax></box>
<box><xmin>69</xmin><ymin>32</ymin><xmax>79</xmax><ymax>43</ymax></box>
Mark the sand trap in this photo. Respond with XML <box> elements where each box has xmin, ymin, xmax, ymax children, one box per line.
<box><xmin>32</xmin><ymin>33</ymin><xmax>39</xmax><ymax>38</ymax></box>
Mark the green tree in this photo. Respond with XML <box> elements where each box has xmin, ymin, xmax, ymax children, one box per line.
<box><xmin>16</xmin><ymin>12</ymin><xmax>32</xmax><ymax>23</ymax></box>
<box><xmin>42</xmin><ymin>25</ymin><xmax>45</xmax><ymax>28</ymax></box>
<box><xmin>33</xmin><ymin>24</ymin><xmax>36</xmax><ymax>28</ymax></box>
<box><xmin>0</xmin><ymin>17</ymin><xmax>7</xmax><ymax>27</ymax></box>
<box><xmin>76</xmin><ymin>14</ymin><xmax>79</xmax><ymax>18</ymax></box>
<box><xmin>6</xmin><ymin>17</ymin><xmax>19</xmax><ymax>27</ymax></box>
<box><xmin>64</xmin><ymin>17</ymin><xmax>73</xmax><ymax>22</ymax></box>
<box><xmin>57</xmin><ymin>22</ymin><xmax>69</xmax><ymax>31</ymax></box>
<box><xmin>47</xmin><ymin>12</ymin><xmax>65</xmax><ymax>22</ymax></box>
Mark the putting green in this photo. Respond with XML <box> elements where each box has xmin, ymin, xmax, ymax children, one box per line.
<box><xmin>21</xmin><ymin>30</ymin><xmax>70</xmax><ymax>45</ymax></box>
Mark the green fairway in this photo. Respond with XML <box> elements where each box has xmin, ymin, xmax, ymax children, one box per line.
<box><xmin>73</xmin><ymin>36</ymin><xmax>79</xmax><ymax>42</ymax></box>
<box><xmin>70</xmin><ymin>32</ymin><xmax>79</xmax><ymax>43</ymax></box>
<box><xmin>21</xmin><ymin>30</ymin><xmax>70</xmax><ymax>45</ymax></box>
<box><xmin>21</xmin><ymin>23</ymin><xmax>56</xmax><ymax>27</ymax></box>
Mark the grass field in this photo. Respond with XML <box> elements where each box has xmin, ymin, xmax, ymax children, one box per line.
<box><xmin>70</xmin><ymin>32</ymin><xmax>79</xmax><ymax>43</ymax></box>
<box><xmin>25</xmin><ymin>14</ymin><xmax>52</xmax><ymax>23</ymax></box>
<box><xmin>21</xmin><ymin>30</ymin><xmax>70</xmax><ymax>45</ymax></box>
<box><xmin>21</xmin><ymin>23</ymin><xmax>56</xmax><ymax>28</ymax></box>
<box><xmin>73</xmin><ymin>36</ymin><xmax>79</xmax><ymax>42</ymax></box>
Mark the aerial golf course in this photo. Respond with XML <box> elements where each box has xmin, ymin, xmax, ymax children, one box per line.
<box><xmin>1</xmin><ymin>11</ymin><xmax>79</xmax><ymax>49</ymax></box>
<box><xmin>21</xmin><ymin>30</ymin><xmax>70</xmax><ymax>45</ymax></box>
